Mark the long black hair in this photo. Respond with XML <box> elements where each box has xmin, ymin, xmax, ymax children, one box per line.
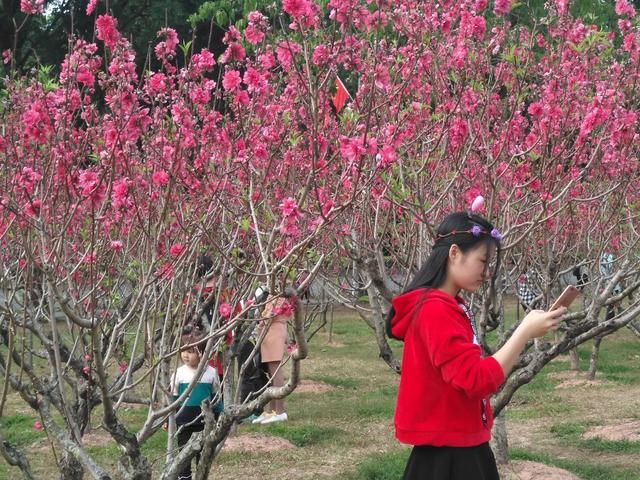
<box><xmin>385</xmin><ymin>212</ymin><xmax>502</xmax><ymax>339</ymax></box>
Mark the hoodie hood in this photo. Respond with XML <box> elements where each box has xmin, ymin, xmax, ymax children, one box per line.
<box><xmin>389</xmin><ymin>288</ymin><xmax>461</xmax><ymax>340</ymax></box>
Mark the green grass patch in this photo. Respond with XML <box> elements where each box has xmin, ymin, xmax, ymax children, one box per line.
<box><xmin>246</xmin><ymin>423</ymin><xmax>342</xmax><ymax>447</ymax></box>
<box><xmin>353</xmin><ymin>385</ymin><xmax>396</xmax><ymax>419</ymax></box>
<box><xmin>551</xmin><ymin>421</ymin><xmax>640</xmax><ymax>454</ymax></box>
<box><xmin>349</xmin><ymin>448</ymin><xmax>410</xmax><ymax>480</ymax></box>
<box><xmin>312</xmin><ymin>375</ymin><xmax>360</xmax><ymax>389</ymax></box>
<box><xmin>0</xmin><ymin>414</ymin><xmax>48</xmax><ymax>447</ymax></box>
<box><xmin>510</xmin><ymin>448</ymin><xmax>640</xmax><ymax>480</ymax></box>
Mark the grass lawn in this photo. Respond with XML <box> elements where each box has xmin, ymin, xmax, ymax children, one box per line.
<box><xmin>1</xmin><ymin>306</ymin><xmax>639</xmax><ymax>479</ymax></box>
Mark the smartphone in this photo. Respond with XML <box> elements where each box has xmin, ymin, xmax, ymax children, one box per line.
<box><xmin>549</xmin><ymin>285</ymin><xmax>580</xmax><ymax>311</ymax></box>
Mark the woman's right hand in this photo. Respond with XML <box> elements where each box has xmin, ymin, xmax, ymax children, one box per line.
<box><xmin>520</xmin><ymin>308</ymin><xmax>567</xmax><ymax>339</ymax></box>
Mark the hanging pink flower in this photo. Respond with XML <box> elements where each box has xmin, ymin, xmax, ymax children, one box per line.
<box><xmin>280</xmin><ymin>197</ymin><xmax>299</xmax><ymax>217</ymax></box>
<box><xmin>110</xmin><ymin>240</ymin><xmax>123</xmax><ymax>252</ymax></box>
<box><xmin>169</xmin><ymin>244</ymin><xmax>185</xmax><ymax>257</ymax></box>
<box><xmin>86</xmin><ymin>0</ymin><xmax>98</xmax><ymax>15</ymax></box>
<box><xmin>222</xmin><ymin>70</ymin><xmax>242</xmax><ymax>91</ymax></box>
<box><xmin>2</xmin><ymin>49</ymin><xmax>11</xmax><ymax>65</ymax></box>
<box><xmin>96</xmin><ymin>15</ymin><xmax>120</xmax><ymax>49</ymax></box>
<box><xmin>616</xmin><ymin>0</ymin><xmax>636</xmax><ymax>17</ymax></box>
<box><xmin>155</xmin><ymin>28</ymin><xmax>179</xmax><ymax>60</ymax></box>
<box><xmin>33</xmin><ymin>421</ymin><xmax>43</xmax><ymax>431</ymax></box>
<box><xmin>20</xmin><ymin>0</ymin><xmax>44</xmax><ymax>15</ymax></box>
<box><xmin>283</xmin><ymin>0</ymin><xmax>313</xmax><ymax>19</ymax></box>
<box><xmin>152</xmin><ymin>170</ymin><xmax>170</xmax><ymax>186</ymax></box>
<box><xmin>493</xmin><ymin>0</ymin><xmax>511</xmax><ymax>16</ymax></box>
<box><xmin>219</xmin><ymin>303</ymin><xmax>232</xmax><ymax>318</ymax></box>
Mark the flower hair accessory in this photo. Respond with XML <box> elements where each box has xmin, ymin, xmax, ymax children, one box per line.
<box><xmin>436</xmin><ymin>225</ymin><xmax>503</xmax><ymax>241</ymax></box>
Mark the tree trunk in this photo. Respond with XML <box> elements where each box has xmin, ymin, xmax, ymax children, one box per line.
<box><xmin>587</xmin><ymin>336</ymin><xmax>603</xmax><ymax>381</ymax></box>
<box><xmin>491</xmin><ymin>410</ymin><xmax>509</xmax><ymax>464</ymax></box>
<box><xmin>569</xmin><ymin>347</ymin><xmax>580</xmax><ymax>371</ymax></box>
<box><xmin>59</xmin><ymin>451</ymin><xmax>84</xmax><ymax>480</ymax></box>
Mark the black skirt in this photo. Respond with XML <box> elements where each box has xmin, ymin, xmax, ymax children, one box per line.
<box><xmin>402</xmin><ymin>442</ymin><xmax>500</xmax><ymax>480</ymax></box>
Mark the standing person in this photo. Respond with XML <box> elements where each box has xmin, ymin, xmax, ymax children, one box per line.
<box><xmin>171</xmin><ymin>328</ymin><xmax>222</xmax><ymax>480</ymax></box>
<box><xmin>386</xmin><ymin>212</ymin><xmax>566</xmax><ymax>480</ymax></box>
<box><xmin>252</xmin><ymin>294</ymin><xmax>292</xmax><ymax>424</ymax></box>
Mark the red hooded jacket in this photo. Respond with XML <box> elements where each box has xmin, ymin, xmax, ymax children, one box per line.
<box><xmin>390</xmin><ymin>289</ymin><xmax>505</xmax><ymax>447</ymax></box>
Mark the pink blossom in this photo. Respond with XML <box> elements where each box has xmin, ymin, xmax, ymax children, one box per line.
<box><xmin>24</xmin><ymin>199</ymin><xmax>41</xmax><ymax>217</ymax></box>
<box><xmin>376</xmin><ymin>145</ymin><xmax>397</xmax><ymax>168</ymax></box>
<box><xmin>147</xmin><ymin>73</ymin><xmax>167</xmax><ymax>95</ymax></box>
<box><xmin>76</xmin><ymin>66</ymin><xmax>95</xmax><ymax>87</ymax></box>
<box><xmin>110</xmin><ymin>240</ymin><xmax>123</xmax><ymax>251</ymax></box>
<box><xmin>339</xmin><ymin>137</ymin><xmax>365</xmax><ymax>162</ymax></box>
<box><xmin>243</xmin><ymin>67</ymin><xmax>266</xmax><ymax>93</ymax></box>
<box><xmin>86</xmin><ymin>0</ymin><xmax>98</xmax><ymax>15</ymax></box>
<box><xmin>111</xmin><ymin>178</ymin><xmax>131</xmax><ymax>210</ymax></box>
<box><xmin>528</xmin><ymin>102</ymin><xmax>543</xmax><ymax>117</ymax></box>
<box><xmin>20</xmin><ymin>0</ymin><xmax>44</xmax><ymax>15</ymax></box>
<box><xmin>474</xmin><ymin>0</ymin><xmax>488</xmax><ymax>11</ymax></box>
<box><xmin>615</xmin><ymin>0</ymin><xmax>636</xmax><ymax>17</ymax></box>
<box><xmin>222</xmin><ymin>70</ymin><xmax>242</xmax><ymax>91</ymax></box>
<box><xmin>221</xmin><ymin>43</ymin><xmax>246</xmax><ymax>63</ymax></box>
<box><xmin>449</xmin><ymin>119</ymin><xmax>468</xmax><ymax>151</ymax></box>
<box><xmin>152</xmin><ymin>170</ymin><xmax>170</xmax><ymax>186</ymax></box>
<box><xmin>2</xmin><ymin>49</ymin><xmax>11</xmax><ymax>65</ymax></box>
<box><xmin>274</xmin><ymin>300</ymin><xmax>294</xmax><ymax>317</ymax></box>
<box><xmin>283</xmin><ymin>0</ymin><xmax>313</xmax><ymax>19</ymax></box>
<box><xmin>245</xmin><ymin>25</ymin><xmax>265</xmax><ymax>45</ymax></box>
<box><xmin>169</xmin><ymin>244</ymin><xmax>185</xmax><ymax>257</ymax></box>
<box><xmin>118</xmin><ymin>362</ymin><xmax>127</xmax><ymax>373</ymax></box>
<box><xmin>312</xmin><ymin>45</ymin><xmax>329</xmax><ymax>66</ymax></box>
<box><xmin>223</xmin><ymin>26</ymin><xmax>242</xmax><ymax>44</ymax></box>
<box><xmin>452</xmin><ymin>44</ymin><xmax>467</xmax><ymax>69</ymax></box>
<box><xmin>155</xmin><ymin>28</ymin><xmax>179</xmax><ymax>60</ymax></box>
<box><xmin>234</xmin><ymin>90</ymin><xmax>250</xmax><ymax>105</ymax></box>
<box><xmin>191</xmin><ymin>49</ymin><xmax>215</xmax><ymax>72</ymax></box>
<box><xmin>96</xmin><ymin>15</ymin><xmax>120</xmax><ymax>49</ymax></box>
<box><xmin>471</xmin><ymin>16</ymin><xmax>486</xmax><ymax>39</ymax></box>
<box><xmin>280</xmin><ymin>197</ymin><xmax>299</xmax><ymax>217</ymax></box>
<box><xmin>83</xmin><ymin>366</ymin><xmax>91</xmax><ymax>375</ymax></box>
<box><xmin>494</xmin><ymin>0</ymin><xmax>511</xmax><ymax>16</ymax></box>
<box><xmin>33</xmin><ymin>421</ymin><xmax>43</xmax><ymax>431</ymax></box>
<box><xmin>219</xmin><ymin>303</ymin><xmax>232</xmax><ymax>318</ymax></box>
<box><xmin>555</xmin><ymin>0</ymin><xmax>568</xmax><ymax>15</ymax></box>
<box><xmin>280</xmin><ymin>217</ymin><xmax>301</xmax><ymax>236</ymax></box>
<box><xmin>84</xmin><ymin>354</ymin><xmax>92</xmax><ymax>361</ymax></box>
<box><xmin>579</xmin><ymin>106</ymin><xmax>606</xmax><ymax>138</ymax></box>
<box><xmin>276</xmin><ymin>41</ymin><xmax>300</xmax><ymax>70</ymax></box>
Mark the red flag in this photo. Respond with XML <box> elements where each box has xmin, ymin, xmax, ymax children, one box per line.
<box><xmin>332</xmin><ymin>76</ymin><xmax>351</xmax><ymax>113</ymax></box>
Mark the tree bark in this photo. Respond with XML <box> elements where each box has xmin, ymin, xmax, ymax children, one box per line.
<box><xmin>0</xmin><ymin>432</ymin><xmax>35</xmax><ymax>480</ymax></box>
<box><xmin>59</xmin><ymin>450</ymin><xmax>84</xmax><ymax>480</ymax></box>
<box><xmin>569</xmin><ymin>347</ymin><xmax>580</xmax><ymax>371</ymax></box>
<box><xmin>587</xmin><ymin>336</ymin><xmax>603</xmax><ymax>381</ymax></box>
<box><xmin>491</xmin><ymin>410</ymin><xmax>509</xmax><ymax>465</ymax></box>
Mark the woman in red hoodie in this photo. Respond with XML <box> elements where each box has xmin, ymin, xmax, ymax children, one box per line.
<box><xmin>387</xmin><ymin>212</ymin><xmax>566</xmax><ymax>480</ymax></box>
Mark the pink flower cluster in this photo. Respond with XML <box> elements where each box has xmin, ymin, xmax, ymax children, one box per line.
<box><xmin>86</xmin><ymin>0</ymin><xmax>98</xmax><ymax>16</ymax></box>
<box><xmin>155</xmin><ymin>28</ymin><xmax>179</xmax><ymax>60</ymax></box>
<box><xmin>246</xmin><ymin>11</ymin><xmax>269</xmax><ymax>45</ymax></box>
<box><xmin>96</xmin><ymin>15</ymin><xmax>120</xmax><ymax>49</ymax></box>
<box><xmin>20</xmin><ymin>0</ymin><xmax>44</xmax><ymax>15</ymax></box>
<box><xmin>283</xmin><ymin>0</ymin><xmax>314</xmax><ymax>19</ymax></box>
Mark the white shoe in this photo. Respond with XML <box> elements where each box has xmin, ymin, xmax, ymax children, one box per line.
<box><xmin>259</xmin><ymin>412</ymin><xmax>288</xmax><ymax>424</ymax></box>
<box><xmin>252</xmin><ymin>411</ymin><xmax>274</xmax><ymax>424</ymax></box>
